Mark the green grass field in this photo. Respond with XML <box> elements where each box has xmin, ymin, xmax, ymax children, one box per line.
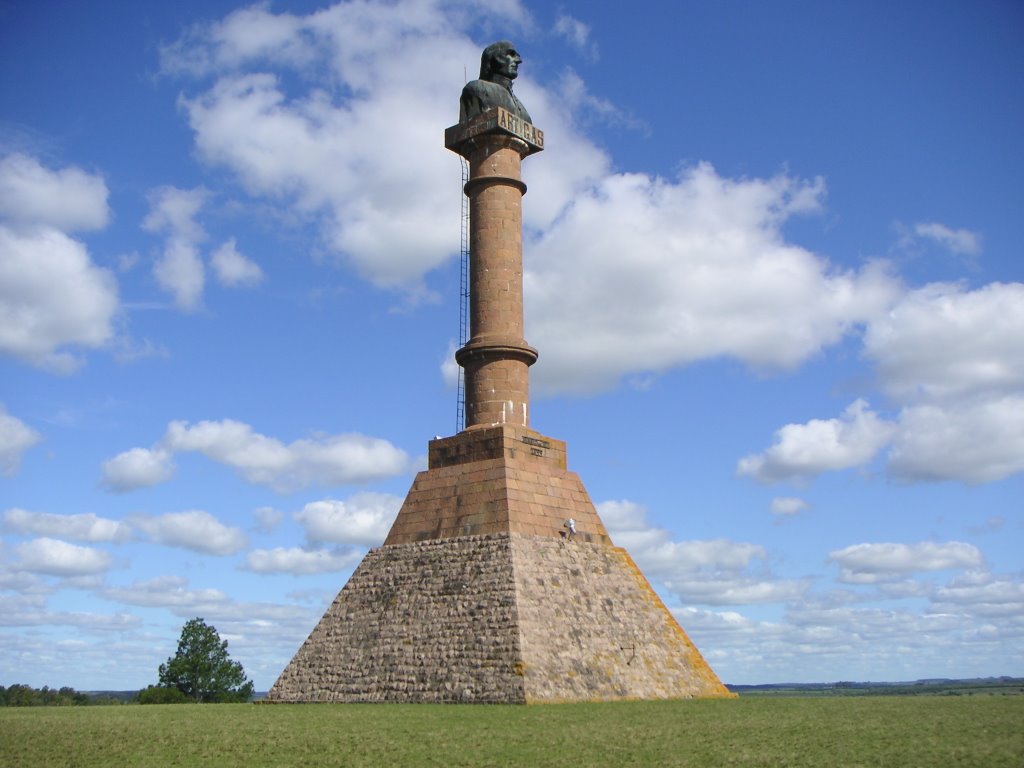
<box><xmin>2</xmin><ymin>697</ymin><xmax>1022</xmax><ymax>767</ymax></box>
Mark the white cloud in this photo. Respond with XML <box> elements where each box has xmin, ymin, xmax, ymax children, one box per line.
<box><xmin>143</xmin><ymin>186</ymin><xmax>209</xmax><ymax>311</ymax></box>
<box><xmin>526</xmin><ymin>167</ymin><xmax>899</xmax><ymax>394</ymax></box>
<box><xmin>0</xmin><ymin>406</ymin><xmax>42</xmax><ymax>475</ymax></box>
<box><xmin>142</xmin><ymin>185</ymin><xmax>207</xmax><ymax>242</ymax></box>
<box><xmin>875</xmin><ymin>580</ymin><xmax>934</xmax><ymax>600</ymax></box>
<box><xmin>770</xmin><ymin>497</ymin><xmax>809</xmax><ymax>517</ymax></box>
<box><xmin>154</xmin><ymin>239</ymin><xmax>205</xmax><ymax>311</ymax></box>
<box><xmin>745</xmin><ymin>282</ymin><xmax>1024</xmax><ymax>486</ymax></box>
<box><xmin>637</xmin><ymin>534</ymin><xmax>809</xmax><ymax>606</ymax></box>
<box><xmin>668</xmin><ymin>575</ymin><xmax>808</xmax><ymax>606</ymax></box>
<box><xmin>0</xmin><ymin>154</ymin><xmax>118</xmax><ymax>372</ymax></box>
<box><xmin>179</xmin><ymin>600</ymin><xmax>311</xmax><ymax>624</ymax></box>
<box><xmin>162</xmin><ymin>2</ymin><xmax>600</xmax><ymax>292</ymax></box>
<box><xmin>888</xmin><ymin>396</ymin><xmax>1024</xmax><ymax>483</ymax></box>
<box><xmin>548</xmin><ymin>69</ymin><xmax>637</xmax><ymax>130</ymax></box>
<box><xmin>3</xmin><ymin>508</ymin><xmax>130</xmax><ymax>543</ymax></box>
<box><xmin>177</xmin><ymin>50</ymin><xmax>472</xmax><ymax>288</ymax></box>
<box><xmin>857</xmin><ymin>282</ymin><xmax>1024</xmax><ymax>484</ymax></box>
<box><xmin>0</xmin><ymin>153</ymin><xmax>109</xmax><ymax>232</ymax></box>
<box><xmin>0</xmin><ymin>225</ymin><xmax>119</xmax><ymax>372</ymax></box>
<box><xmin>294</xmin><ymin>492</ymin><xmax>401</xmax><ymax>546</ymax></box>
<box><xmin>160</xmin><ymin>5</ymin><xmax>320</xmax><ymax>76</ymax></box>
<box><xmin>0</xmin><ymin>570</ymin><xmax>49</xmax><ymax>595</ymax></box>
<box><xmin>101</xmin><ymin>419</ymin><xmax>411</xmax><ymax>493</ymax></box>
<box><xmin>553</xmin><ymin>14</ymin><xmax>597</xmax><ymax>58</ymax></box>
<box><xmin>669</xmin><ymin>601</ymin><xmax>1000</xmax><ymax>685</ymax></box>
<box><xmin>647</xmin><ymin>537</ymin><xmax>768</xmax><ymax>573</ymax></box>
<box><xmin>14</xmin><ymin>537</ymin><xmax>113</xmax><ymax>576</ymax></box>
<box><xmin>100</xmin><ymin>447</ymin><xmax>175</xmax><ymax>492</ymax></box>
<box><xmin>599</xmin><ymin>499</ymin><xmax>807</xmax><ymax>606</ymax></box>
<box><xmin>245</xmin><ymin>546</ymin><xmax>362</xmax><ymax>575</ymax></box>
<box><xmin>783</xmin><ymin>603</ymin><xmax>979</xmax><ymax>652</ymax></box>
<box><xmin>598</xmin><ymin>499</ymin><xmax>666</xmax><ymax>551</ymax></box>
<box><xmin>737</xmin><ymin>399</ymin><xmax>897</xmax><ymax>483</ymax></box>
<box><xmin>252</xmin><ymin>506</ymin><xmax>283</xmax><ymax>533</ymax></box>
<box><xmin>162</xmin><ymin>418</ymin><xmax>411</xmax><ymax>491</ymax></box>
<box><xmin>828</xmin><ymin>541</ymin><xmax>984</xmax><ymax>584</ymax></box>
<box><xmin>932</xmin><ymin>571</ymin><xmax>1024</xmax><ymax>618</ymax></box>
<box><xmin>439</xmin><ymin>340</ymin><xmax>461</xmax><ymax>390</ymax></box>
<box><xmin>0</xmin><ymin>603</ymin><xmax>141</xmax><ymax>631</ymax></box>
<box><xmin>103</xmin><ymin>575</ymin><xmax>228</xmax><ymax>608</ymax></box>
<box><xmin>692</xmin><ymin>593</ymin><xmax>1019</xmax><ymax>684</ymax></box>
<box><xmin>210</xmin><ymin>237</ymin><xmax>263</xmax><ymax>287</ymax></box>
<box><xmin>913</xmin><ymin>221</ymin><xmax>982</xmax><ymax>256</ymax></box>
<box><xmin>864</xmin><ymin>282</ymin><xmax>1024</xmax><ymax>402</ymax></box>
<box><xmin>130</xmin><ymin>510</ymin><xmax>247</xmax><ymax>555</ymax></box>
<box><xmin>101</xmin><ymin>575</ymin><xmax>312</xmax><ymax>625</ymax></box>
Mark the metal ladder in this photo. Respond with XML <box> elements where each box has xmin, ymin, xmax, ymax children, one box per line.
<box><xmin>456</xmin><ymin>158</ymin><xmax>470</xmax><ymax>432</ymax></box>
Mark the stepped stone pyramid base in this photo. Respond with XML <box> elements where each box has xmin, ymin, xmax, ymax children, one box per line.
<box><xmin>266</xmin><ymin>426</ymin><xmax>731</xmax><ymax>703</ymax></box>
<box><xmin>265</xmin><ymin>533</ymin><xmax>729</xmax><ymax>703</ymax></box>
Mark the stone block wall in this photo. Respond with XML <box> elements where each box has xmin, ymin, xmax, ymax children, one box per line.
<box><xmin>266</xmin><ymin>533</ymin><xmax>732</xmax><ymax>703</ymax></box>
<box><xmin>511</xmin><ymin>536</ymin><xmax>731</xmax><ymax>701</ymax></box>
<box><xmin>267</xmin><ymin>535</ymin><xmax>526</xmax><ymax>703</ymax></box>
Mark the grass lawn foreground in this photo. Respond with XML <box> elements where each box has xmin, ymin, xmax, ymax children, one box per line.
<box><xmin>2</xmin><ymin>696</ymin><xmax>1022</xmax><ymax>767</ymax></box>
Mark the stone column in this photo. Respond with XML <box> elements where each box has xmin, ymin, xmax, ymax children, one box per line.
<box><xmin>445</xmin><ymin>108</ymin><xmax>544</xmax><ymax>429</ymax></box>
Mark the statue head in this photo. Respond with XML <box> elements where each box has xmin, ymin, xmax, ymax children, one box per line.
<box><xmin>479</xmin><ymin>41</ymin><xmax>522</xmax><ymax>82</ymax></box>
<box><xmin>458</xmin><ymin>40</ymin><xmax>532</xmax><ymax>124</ymax></box>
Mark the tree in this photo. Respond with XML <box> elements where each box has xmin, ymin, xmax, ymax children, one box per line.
<box><xmin>158</xmin><ymin>618</ymin><xmax>254</xmax><ymax>703</ymax></box>
<box><xmin>0</xmin><ymin>684</ymin><xmax>89</xmax><ymax>706</ymax></box>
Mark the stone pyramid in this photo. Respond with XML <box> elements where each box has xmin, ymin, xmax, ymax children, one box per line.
<box><xmin>265</xmin><ymin>425</ymin><xmax>730</xmax><ymax>703</ymax></box>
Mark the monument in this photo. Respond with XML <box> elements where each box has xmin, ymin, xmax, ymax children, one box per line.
<box><xmin>265</xmin><ymin>42</ymin><xmax>731</xmax><ymax>703</ymax></box>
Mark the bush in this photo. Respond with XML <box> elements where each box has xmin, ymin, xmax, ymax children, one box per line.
<box><xmin>137</xmin><ymin>685</ymin><xmax>188</xmax><ymax>705</ymax></box>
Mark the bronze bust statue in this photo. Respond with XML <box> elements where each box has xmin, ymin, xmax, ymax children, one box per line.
<box><xmin>459</xmin><ymin>41</ymin><xmax>532</xmax><ymax>124</ymax></box>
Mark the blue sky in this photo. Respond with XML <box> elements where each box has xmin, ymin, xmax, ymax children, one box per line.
<box><xmin>1</xmin><ymin>0</ymin><xmax>1022</xmax><ymax>690</ymax></box>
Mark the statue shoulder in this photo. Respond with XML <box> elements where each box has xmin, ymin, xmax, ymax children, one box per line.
<box><xmin>461</xmin><ymin>79</ymin><xmax>501</xmax><ymax>100</ymax></box>
<box><xmin>460</xmin><ymin>79</ymin><xmax>502</xmax><ymax>122</ymax></box>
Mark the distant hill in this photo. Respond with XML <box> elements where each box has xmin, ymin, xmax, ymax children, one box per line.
<box><xmin>69</xmin><ymin>677</ymin><xmax>1022</xmax><ymax>702</ymax></box>
<box><xmin>727</xmin><ymin>676</ymin><xmax>1024</xmax><ymax>697</ymax></box>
